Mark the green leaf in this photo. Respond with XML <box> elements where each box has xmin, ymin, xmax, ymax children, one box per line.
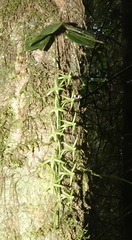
<box><xmin>65</xmin><ymin>31</ymin><xmax>95</xmax><ymax>48</ymax></box>
<box><xmin>25</xmin><ymin>22</ymin><xmax>64</xmax><ymax>51</ymax></box>
<box><xmin>64</xmin><ymin>24</ymin><xmax>103</xmax><ymax>42</ymax></box>
<box><xmin>64</xmin><ymin>23</ymin><xmax>103</xmax><ymax>47</ymax></box>
<box><xmin>25</xmin><ymin>35</ymin><xmax>51</xmax><ymax>51</ymax></box>
<box><xmin>31</xmin><ymin>22</ymin><xmax>64</xmax><ymax>45</ymax></box>
<box><xmin>25</xmin><ymin>22</ymin><xmax>103</xmax><ymax>52</ymax></box>
<box><xmin>29</xmin><ymin>22</ymin><xmax>63</xmax><ymax>47</ymax></box>
<box><xmin>64</xmin><ymin>24</ymin><xmax>95</xmax><ymax>39</ymax></box>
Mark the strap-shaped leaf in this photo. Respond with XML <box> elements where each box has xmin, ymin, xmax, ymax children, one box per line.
<box><xmin>40</xmin><ymin>22</ymin><xmax>64</xmax><ymax>36</ymax></box>
<box><xmin>64</xmin><ymin>23</ymin><xmax>103</xmax><ymax>44</ymax></box>
<box><xmin>25</xmin><ymin>35</ymin><xmax>52</xmax><ymax>51</ymax></box>
<box><xmin>30</xmin><ymin>22</ymin><xmax>63</xmax><ymax>46</ymax></box>
<box><xmin>65</xmin><ymin>31</ymin><xmax>95</xmax><ymax>48</ymax></box>
<box><xmin>25</xmin><ymin>22</ymin><xmax>102</xmax><ymax>52</ymax></box>
<box><xmin>64</xmin><ymin>24</ymin><xmax>94</xmax><ymax>39</ymax></box>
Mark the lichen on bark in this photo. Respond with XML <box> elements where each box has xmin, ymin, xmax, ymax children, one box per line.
<box><xmin>0</xmin><ymin>1</ymin><xmax>90</xmax><ymax>239</ymax></box>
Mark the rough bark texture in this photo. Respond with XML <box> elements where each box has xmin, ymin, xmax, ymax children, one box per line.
<box><xmin>0</xmin><ymin>1</ymin><xmax>88</xmax><ymax>239</ymax></box>
<box><xmin>121</xmin><ymin>1</ymin><xmax>132</xmax><ymax>239</ymax></box>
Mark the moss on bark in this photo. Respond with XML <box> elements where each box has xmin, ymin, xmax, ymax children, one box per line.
<box><xmin>0</xmin><ymin>1</ymin><xmax>89</xmax><ymax>239</ymax></box>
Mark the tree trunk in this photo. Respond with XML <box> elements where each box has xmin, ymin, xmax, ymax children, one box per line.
<box><xmin>121</xmin><ymin>1</ymin><xmax>132</xmax><ymax>239</ymax></box>
<box><xmin>0</xmin><ymin>1</ymin><xmax>88</xmax><ymax>239</ymax></box>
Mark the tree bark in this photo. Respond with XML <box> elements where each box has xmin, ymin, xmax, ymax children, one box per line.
<box><xmin>0</xmin><ymin>1</ymin><xmax>87</xmax><ymax>239</ymax></box>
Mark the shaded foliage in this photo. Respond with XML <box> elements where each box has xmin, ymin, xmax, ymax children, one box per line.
<box><xmin>121</xmin><ymin>0</ymin><xmax>132</xmax><ymax>239</ymax></box>
<box><xmin>80</xmin><ymin>0</ymin><xmax>123</xmax><ymax>239</ymax></box>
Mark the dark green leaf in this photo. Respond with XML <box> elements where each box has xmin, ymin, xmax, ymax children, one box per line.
<box><xmin>65</xmin><ymin>31</ymin><xmax>95</xmax><ymax>48</ymax></box>
<box><xmin>30</xmin><ymin>22</ymin><xmax>64</xmax><ymax>46</ymax></box>
<box><xmin>40</xmin><ymin>22</ymin><xmax>64</xmax><ymax>36</ymax></box>
<box><xmin>64</xmin><ymin>23</ymin><xmax>103</xmax><ymax>44</ymax></box>
<box><xmin>25</xmin><ymin>35</ymin><xmax>51</xmax><ymax>51</ymax></box>
<box><xmin>64</xmin><ymin>24</ymin><xmax>95</xmax><ymax>40</ymax></box>
<box><xmin>25</xmin><ymin>22</ymin><xmax>103</xmax><ymax>52</ymax></box>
